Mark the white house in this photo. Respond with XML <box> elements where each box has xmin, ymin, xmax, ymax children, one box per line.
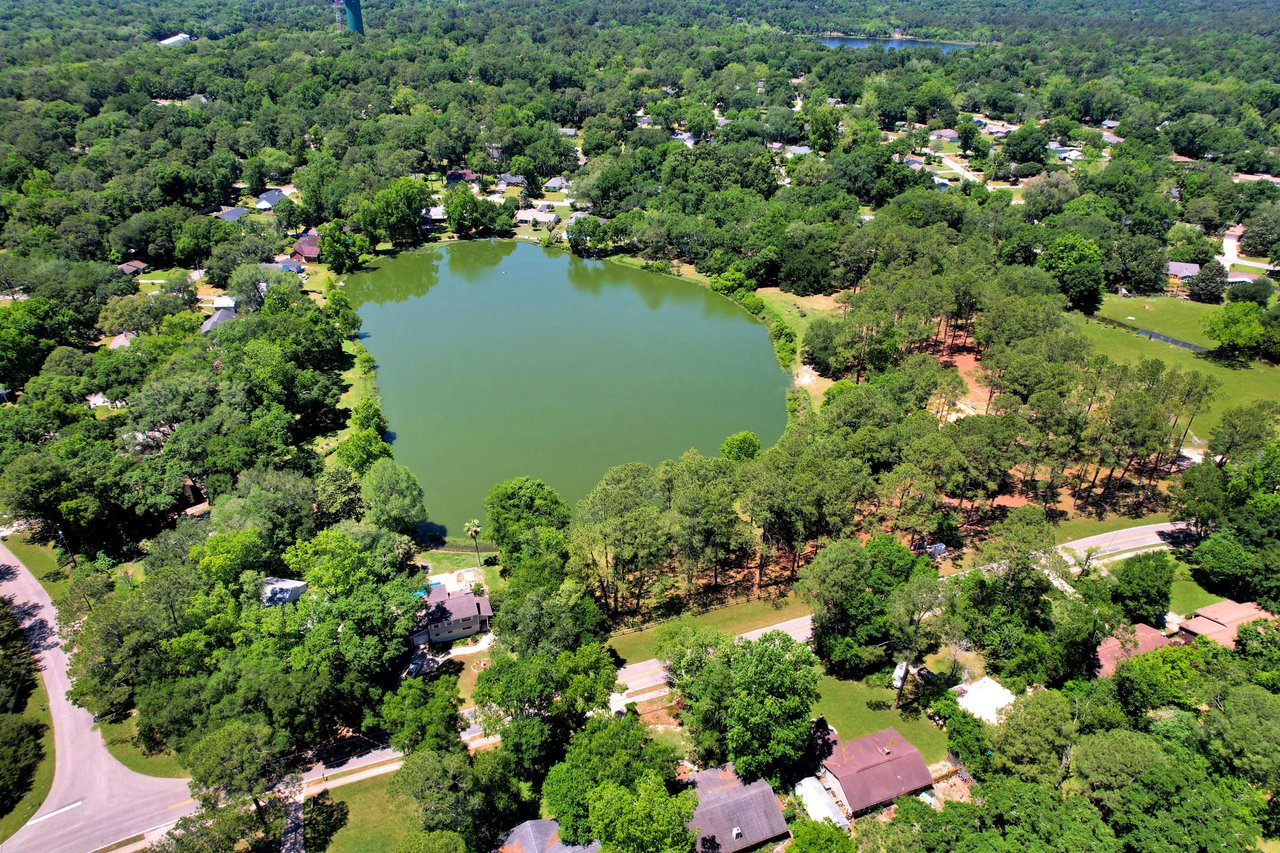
<box><xmin>158</xmin><ymin>33</ymin><xmax>192</xmax><ymax>46</ymax></box>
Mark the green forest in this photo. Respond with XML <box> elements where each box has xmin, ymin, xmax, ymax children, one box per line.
<box><xmin>0</xmin><ymin>0</ymin><xmax>1279</xmax><ymax>850</ymax></box>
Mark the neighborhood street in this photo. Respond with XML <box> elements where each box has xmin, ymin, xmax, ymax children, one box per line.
<box><xmin>0</xmin><ymin>520</ymin><xmax>1186</xmax><ymax>851</ymax></box>
<box><xmin>0</xmin><ymin>539</ymin><xmax>196</xmax><ymax>853</ymax></box>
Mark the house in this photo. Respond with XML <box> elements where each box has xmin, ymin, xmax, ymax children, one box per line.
<box><xmin>291</xmin><ymin>235</ymin><xmax>320</xmax><ymax>263</ymax></box>
<box><xmin>635</xmin><ymin>115</ymin><xmax>654</xmax><ymax>128</ymax></box>
<box><xmin>515</xmin><ymin>209</ymin><xmax>560</xmax><ymax>226</ymax></box>
<box><xmin>117</xmin><ymin>260</ymin><xmax>150</xmax><ymax>277</ymax></box>
<box><xmin>950</xmin><ymin>676</ymin><xmax>1016</xmax><ymax>724</ymax></box>
<box><xmin>200</xmin><ymin>307</ymin><xmax>235</xmax><ymax>334</ymax></box>
<box><xmin>261</xmin><ymin>578</ymin><xmax>308</xmax><ymax>607</ymax></box>
<box><xmin>1101</xmin><ymin>119</ymin><xmax>1120</xmax><ymax>129</ymax></box>
<box><xmin>107</xmin><ymin>331</ymin><xmax>137</xmax><ymax>350</ymax></box>
<box><xmin>686</xmin><ymin>765</ymin><xmax>789</xmax><ymax>853</ymax></box>
<box><xmin>498</xmin><ymin>172</ymin><xmax>527</xmax><ymax>187</ymax></box>
<box><xmin>410</xmin><ymin>585</ymin><xmax>492</xmax><ymax>645</ymax></box>
<box><xmin>558</xmin><ymin>127</ymin><xmax>578</xmax><ymax>138</ymax></box>
<box><xmin>212</xmin><ymin>296</ymin><xmax>236</xmax><ymax>310</ymax></box>
<box><xmin>543</xmin><ymin>176</ymin><xmax>568</xmax><ymax>192</ymax></box>
<box><xmin>930</xmin><ymin>128</ymin><xmax>959</xmax><ymax>141</ymax></box>
<box><xmin>158</xmin><ymin>33</ymin><xmax>192</xmax><ymax>46</ymax></box>
<box><xmin>822</xmin><ymin>727</ymin><xmax>934</xmax><ymax>816</ymax></box>
<box><xmin>444</xmin><ymin>169</ymin><xmax>480</xmax><ymax>185</ymax></box>
<box><xmin>785</xmin><ymin>144</ymin><xmax>813</xmax><ymax>157</ymax></box>
<box><xmin>1228</xmin><ymin>271</ymin><xmax>1261</xmax><ymax>285</ymax></box>
<box><xmin>1179</xmin><ymin>600</ymin><xmax>1276</xmax><ymax>648</ymax></box>
<box><xmin>255</xmin><ymin>189</ymin><xmax>288</xmax><ymax>210</ymax></box>
<box><xmin>260</xmin><ymin>259</ymin><xmax>305</xmax><ymax>275</ymax></box>
<box><xmin>1060</xmin><ymin>149</ymin><xmax>1085</xmax><ymax>162</ymax></box>
<box><xmin>1094</xmin><ymin>623</ymin><xmax>1171</xmax><ymax>678</ymax></box>
<box><xmin>1166</xmin><ymin>261</ymin><xmax>1200</xmax><ymax>284</ymax></box>
<box><xmin>214</xmin><ymin>206</ymin><xmax>248</xmax><ymax>222</ymax></box>
<box><xmin>1101</xmin><ymin>132</ymin><xmax>1124</xmax><ymax>146</ymax></box>
<box><xmin>498</xmin><ymin>819</ymin><xmax>599</xmax><ymax>853</ymax></box>
<box><xmin>904</xmin><ymin>156</ymin><xmax>925</xmax><ymax>172</ymax></box>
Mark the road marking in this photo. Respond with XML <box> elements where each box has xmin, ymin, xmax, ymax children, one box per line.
<box><xmin>27</xmin><ymin>801</ymin><xmax>82</xmax><ymax>823</ymax></box>
<box><xmin>168</xmin><ymin>798</ymin><xmax>196</xmax><ymax>808</ymax></box>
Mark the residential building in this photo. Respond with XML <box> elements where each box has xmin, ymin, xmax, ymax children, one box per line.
<box><xmin>1101</xmin><ymin>119</ymin><xmax>1120</xmax><ymax>129</ymax></box>
<box><xmin>543</xmin><ymin>176</ymin><xmax>568</xmax><ymax>192</ymax></box>
<box><xmin>1179</xmin><ymin>600</ymin><xmax>1276</xmax><ymax>648</ymax></box>
<box><xmin>158</xmin><ymin>33</ymin><xmax>192</xmax><ymax>46</ymax></box>
<box><xmin>445</xmin><ymin>169</ymin><xmax>480</xmax><ymax>185</ymax></box>
<box><xmin>1094</xmin><ymin>623</ymin><xmax>1171</xmax><ymax>677</ymax></box>
<box><xmin>498</xmin><ymin>172</ymin><xmax>527</xmax><ymax>187</ymax></box>
<box><xmin>117</xmin><ymin>260</ymin><xmax>150</xmax><ymax>276</ymax></box>
<box><xmin>200</xmin><ymin>307</ymin><xmax>235</xmax><ymax>334</ymax></box>
<box><xmin>291</xmin><ymin>235</ymin><xmax>320</xmax><ymax>263</ymax></box>
<box><xmin>214</xmin><ymin>206</ymin><xmax>248</xmax><ymax>222</ymax></box>
<box><xmin>793</xmin><ymin>776</ymin><xmax>848</xmax><ymax>827</ymax></box>
<box><xmin>261</xmin><ymin>578</ymin><xmax>308</xmax><ymax>606</ymax></box>
<box><xmin>515</xmin><ymin>209</ymin><xmax>560</xmax><ymax>226</ymax></box>
<box><xmin>930</xmin><ymin>128</ymin><xmax>959</xmax><ymax>141</ymax></box>
<box><xmin>1166</xmin><ymin>261</ymin><xmax>1201</xmax><ymax>284</ymax></box>
<box><xmin>212</xmin><ymin>296</ymin><xmax>236</xmax><ymax>310</ymax></box>
<box><xmin>107</xmin><ymin>331</ymin><xmax>137</xmax><ymax>350</ymax></box>
<box><xmin>255</xmin><ymin>189</ymin><xmax>288</xmax><ymax>210</ymax></box>
<box><xmin>822</xmin><ymin>727</ymin><xmax>934</xmax><ymax>816</ymax></box>
<box><xmin>498</xmin><ymin>819</ymin><xmax>599</xmax><ymax>853</ymax></box>
<box><xmin>686</xmin><ymin>765</ymin><xmax>789</xmax><ymax>853</ymax></box>
<box><xmin>410</xmin><ymin>585</ymin><xmax>492</xmax><ymax>645</ymax></box>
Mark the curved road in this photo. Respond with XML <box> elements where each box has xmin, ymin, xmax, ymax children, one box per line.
<box><xmin>0</xmin><ymin>520</ymin><xmax>1185</xmax><ymax>850</ymax></box>
<box><xmin>0</xmin><ymin>539</ymin><xmax>195</xmax><ymax>853</ymax></box>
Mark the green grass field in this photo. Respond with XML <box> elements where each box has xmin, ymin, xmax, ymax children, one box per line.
<box><xmin>608</xmin><ymin>592</ymin><xmax>811</xmax><ymax>665</ymax></box>
<box><xmin>1170</xmin><ymin>579</ymin><xmax>1225</xmax><ymax>617</ymax></box>
<box><xmin>1094</xmin><ymin>295</ymin><xmax>1217</xmax><ymax>348</ymax></box>
<box><xmin>1052</xmin><ymin>512</ymin><xmax>1170</xmax><ymax>545</ymax></box>
<box><xmin>317</xmin><ymin>774</ymin><xmax>419</xmax><ymax>853</ymax></box>
<box><xmin>0</xmin><ymin>673</ymin><xmax>54</xmax><ymax>844</ymax></box>
<box><xmin>815</xmin><ymin>675</ymin><xmax>948</xmax><ymax>764</ymax></box>
<box><xmin>2</xmin><ymin>535</ymin><xmax>67</xmax><ymax>600</ymax></box>
<box><xmin>1074</xmin><ymin>317</ymin><xmax>1280</xmax><ymax>438</ymax></box>
<box><xmin>96</xmin><ymin>716</ymin><xmax>187</xmax><ymax>778</ymax></box>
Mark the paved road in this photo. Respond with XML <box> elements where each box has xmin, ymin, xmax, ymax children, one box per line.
<box><xmin>0</xmin><ymin>539</ymin><xmax>196</xmax><ymax>853</ymax></box>
<box><xmin>935</xmin><ymin>152</ymin><xmax>982</xmax><ymax>183</ymax></box>
<box><xmin>1055</xmin><ymin>521</ymin><xmax>1185</xmax><ymax>563</ymax></box>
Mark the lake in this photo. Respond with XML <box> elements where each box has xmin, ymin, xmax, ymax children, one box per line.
<box><xmin>344</xmin><ymin>240</ymin><xmax>791</xmax><ymax>536</ymax></box>
<box><xmin>818</xmin><ymin>35</ymin><xmax>974</xmax><ymax>52</ymax></box>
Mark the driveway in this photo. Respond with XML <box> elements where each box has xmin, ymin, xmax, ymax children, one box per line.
<box><xmin>0</xmin><ymin>540</ymin><xmax>196</xmax><ymax>853</ymax></box>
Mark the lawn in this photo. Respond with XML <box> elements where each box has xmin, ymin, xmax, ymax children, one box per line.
<box><xmin>1052</xmin><ymin>512</ymin><xmax>1170</xmax><ymax>545</ymax></box>
<box><xmin>456</xmin><ymin>650</ymin><xmax>491</xmax><ymax>709</ymax></box>
<box><xmin>96</xmin><ymin>715</ymin><xmax>187</xmax><ymax>778</ymax></box>
<box><xmin>1170</xmin><ymin>579</ymin><xmax>1224</xmax><ymax>617</ymax></box>
<box><xmin>419</xmin><ymin>549</ymin><xmax>485</xmax><ymax>572</ymax></box>
<box><xmin>608</xmin><ymin>592</ymin><xmax>811</xmax><ymax>665</ymax></box>
<box><xmin>1094</xmin><ymin>294</ymin><xmax>1217</xmax><ymax>348</ymax></box>
<box><xmin>2</xmin><ymin>534</ymin><xmax>67</xmax><ymax>600</ymax></box>
<box><xmin>316</xmin><ymin>774</ymin><xmax>419</xmax><ymax>853</ymax></box>
<box><xmin>815</xmin><ymin>675</ymin><xmax>948</xmax><ymax>764</ymax></box>
<box><xmin>0</xmin><ymin>673</ymin><xmax>55</xmax><ymax>844</ymax></box>
<box><xmin>1074</xmin><ymin>317</ymin><xmax>1280</xmax><ymax>438</ymax></box>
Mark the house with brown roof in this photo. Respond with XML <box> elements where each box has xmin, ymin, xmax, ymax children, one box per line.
<box><xmin>498</xmin><ymin>819</ymin><xmax>599</xmax><ymax>853</ymax></box>
<box><xmin>291</xmin><ymin>235</ymin><xmax>320</xmax><ymax>263</ymax></box>
<box><xmin>1179</xmin><ymin>600</ymin><xmax>1275</xmax><ymax>648</ymax></box>
<box><xmin>1094</xmin><ymin>623</ymin><xmax>1171</xmax><ymax>677</ymax></box>
<box><xmin>117</xmin><ymin>260</ymin><xmax>150</xmax><ymax>276</ymax></box>
<box><xmin>822</xmin><ymin>727</ymin><xmax>934</xmax><ymax>816</ymax></box>
<box><xmin>410</xmin><ymin>585</ymin><xmax>492</xmax><ymax>645</ymax></box>
<box><xmin>686</xmin><ymin>765</ymin><xmax>789</xmax><ymax>853</ymax></box>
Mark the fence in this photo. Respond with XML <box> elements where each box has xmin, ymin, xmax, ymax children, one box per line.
<box><xmin>1088</xmin><ymin>315</ymin><xmax>1207</xmax><ymax>352</ymax></box>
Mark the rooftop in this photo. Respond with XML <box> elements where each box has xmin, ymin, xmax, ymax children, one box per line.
<box><xmin>498</xmin><ymin>819</ymin><xmax>600</xmax><ymax>853</ymax></box>
<box><xmin>1094</xmin><ymin>623</ymin><xmax>1171</xmax><ymax>678</ymax></box>
<box><xmin>1181</xmin><ymin>600</ymin><xmax>1275</xmax><ymax>647</ymax></box>
<box><xmin>686</xmin><ymin>766</ymin><xmax>788</xmax><ymax>853</ymax></box>
<box><xmin>823</xmin><ymin>727</ymin><xmax>933</xmax><ymax>815</ymax></box>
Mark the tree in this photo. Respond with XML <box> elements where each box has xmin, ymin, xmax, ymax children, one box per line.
<box><xmin>1188</xmin><ymin>260</ymin><xmax>1229</xmax><ymax>304</ymax></box>
<box><xmin>719</xmin><ymin>431</ymin><xmax>761</xmax><ymax>462</ymax></box>
<box><xmin>790</xmin><ymin>819</ymin><xmax>854</xmax><ymax>853</ymax></box>
<box><xmin>588</xmin><ymin>773</ymin><xmax>697</xmax><ymax>853</ymax></box>
<box><xmin>887</xmin><ymin>571</ymin><xmax>948</xmax><ymax>708</ymax></box>
<box><xmin>184</xmin><ymin>721</ymin><xmax>292</xmax><ymax>829</ymax></box>
<box><xmin>1208</xmin><ymin>401</ymin><xmax>1279</xmax><ymax>466</ymax></box>
<box><xmin>460</xmin><ymin>521</ymin><xmax>483</xmax><ymax>573</ymax></box>
<box><xmin>350</xmin><ymin>398</ymin><xmax>388</xmax><ymax>434</ymax></box>
<box><xmin>0</xmin><ymin>714</ymin><xmax>44</xmax><ymax>814</ymax></box>
<box><xmin>1203</xmin><ymin>684</ymin><xmax>1280</xmax><ymax>790</ymax></box>
<box><xmin>1226</xmin><ymin>277</ymin><xmax>1273</xmax><ymax>308</ymax></box>
<box><xmin>1003</xmin><ymin>125</ymin><xmax>1049</xmax><ymax>164</ymax></box>
<box><xmin>360</xmin><ymin>458</ymin><xmax>428</xmax><ymax>535</ymax></box>
<box><xmin>358</xmin><ymin>178</ymin><xmax>432</xmax><ymax>248</ymax></box>
<box><xmin>390</xmin><ymin>748</ymin><xmax>524</xmax><ymax>851</ymax></box>
<box><xmin>335</xmin><ymin>427</ymin><xmax>393</xmax><ymax>474</ymax></box>
<box><xmin>1241</xmin><ymin>202</ymin><xmax>1280</xmax><ymax>258</ymax></box>
<box><xmin>990</xmin><ymin>689</ymin><xmax>1075</xmax><ymax>785</ymax></box>
<box><xmin>543</xmin><ymin>712</ymin><xmax>678</xmax><ymax>844</ymax></box>
<box><xmin>317</xmin><ymin>222</ymin><xmax>368</xmax><ymax>275</ymax></box>
<box><xmin>956</xmin><ymin>119</ymin><xmax>979</xmax><ymax>154</ymax></box>
<box><xmin>492</xmin><ymin>580</ymin><xmax>609</xmax><ymax>657</ymax></box>
<box><xmin>484</xmin><ymin>477</ymin><xmax>571</xmax><ymax>556</ymax></box>
<box><xmin>1058</xmin><ymin>260</ymin><xmax>1105</xmax><ymax>314</ymax></box>
<box><xmin>724</xmin><ymin>631</ymin><xmax>820</xmax><ymax>783</ymax></box>
<box><xmin>1112</xmin><ymin>551</ymin><xmax>1174</xmax><ymax>626</ymax></box>
<box><xmin>1204</xmin><ymin>301</ymin><xmax>1265</xmax><ymax>353</ymax></box>
<box><xmin>380</xmin><ymin>675</ymin><xmax>462</xmax><ymax>754</ymax></box>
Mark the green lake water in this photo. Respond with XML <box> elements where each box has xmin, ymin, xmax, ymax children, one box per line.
<box><xmin>343</xmin><ymin>240</ymin><xmax>790</xmax><ymax>536</ymax></box>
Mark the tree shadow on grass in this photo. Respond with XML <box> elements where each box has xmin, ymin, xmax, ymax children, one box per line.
<box><xmin>303</xmin><ymin>792</ymin><xmax>349</xmax><ymax>852</ymax></box>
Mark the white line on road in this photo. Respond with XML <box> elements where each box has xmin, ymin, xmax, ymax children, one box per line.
<box><xmin>26</xmin><ymin>801</ymin><xmax>82</xmax><ymax>824</ymax></box>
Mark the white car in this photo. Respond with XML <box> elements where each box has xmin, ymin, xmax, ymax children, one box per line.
<box><xmin>892</xmin><ymin>661</ymin><xmax>908</xmax><ymax>689</ymax></box>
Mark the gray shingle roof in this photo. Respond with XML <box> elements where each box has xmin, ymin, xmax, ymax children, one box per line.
<box><xmin>498</xmin><ymin>819</ymin><xmax>600</xmax><ymax>853</ymax></box>
<box><xmin>687</xmin><ymin>766</ymin><xmax>788</xmax><ymax>853</ymax></box>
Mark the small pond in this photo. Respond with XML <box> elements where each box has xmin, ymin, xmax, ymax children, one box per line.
<box><xmin>818</xmin><ymin>35</ymin><xmax>975</xmax><ymax>52</ymax></box>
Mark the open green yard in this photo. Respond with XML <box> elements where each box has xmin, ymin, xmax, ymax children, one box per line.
<box><xmin>1095</xmin><ymin>294</ymin><xmax>1217</xmax><ymax>348</ymax></box>
<box><xmin>608</xmin><ymin>592</ymin><xmax>811</xmax><ymax>665</ymax></box>
<box><xmin>1074</xmin><ymin>317</ymin><xmax>1280</xmax><ymax>438</ymax></box>
<box><xmin>316</xmin><ymin>774</ymin><xmax>418</xmax><ymax>853</ymax></box>
<box><xmin>815</xmin><ymin>675</ymin><xmax>948</xmax><ymax>764</ymax></box>
<box><xmin>0</xmin><ymin>673</ymin><xmax>54</xmax><ymax>844</ymax></box>
<box><xmin>2</xmin><ymin>534</ymin><xmax>66</xmax><ymax>600</ymax></box>
<box><xmin>1170</xmin><ymin>579</ymin><xmax>1225</xmax><ymax>617</ymax></box>
<box><xmin>1052</xmin><ymin>512</ymin><xmax>1170</xmax><ymax>545</ymax></box>
<box><xmin>96</xmin><ymin>715</ymin><xmax>187</xmax><ymax>778</ymax></box>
